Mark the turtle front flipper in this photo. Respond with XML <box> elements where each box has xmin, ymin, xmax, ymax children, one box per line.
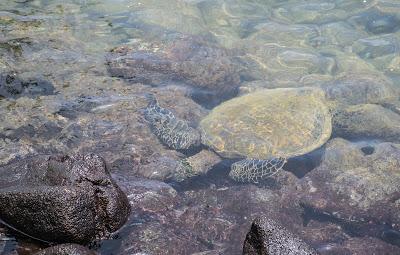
<box><xmin>144</xmin><ymin>96</ymin><xmax>201</xmax><ymax>150</ymax></box>
<box><xmin>229</xmin><ymin>157</ymin><xmax>287</xmax><ymax>183</ymax></box>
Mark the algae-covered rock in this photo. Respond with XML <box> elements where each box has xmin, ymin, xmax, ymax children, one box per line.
<box><xmin>106</xmin><ymin>34</ymin><xmax>241</xmax><ymax>102</ymax></box>
<box><xmin>321</xmin><ymin>72</ymin><xmax>399</xmax><ymax>106</ymax></box>
<box><xmin>333</xmin><ymin>104</ymin><xmax>400</xmax><ymax>142</ymax></box>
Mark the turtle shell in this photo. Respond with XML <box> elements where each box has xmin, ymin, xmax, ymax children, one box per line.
<box><xmin>200</xmin><ymin>87</ymin><xmax>332</xmax><ymax>159</ymax></box>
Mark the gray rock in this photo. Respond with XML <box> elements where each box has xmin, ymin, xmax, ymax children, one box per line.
<box><xmin>272</xmin><ymin>2</ymin><xmax>345</xmax><ymax>24</ymax></box>
<box><xmin>34</xmin><ymin>244</ymin><xmax>96</xmax><ymax>255</ymax></box>
<box><xmin>320</xmin><ymin>21</ymin><xmax>368</xmax><ymax>47</ymax></box>
<box><xmin>333</xmin><ymin>104</ymin><xmax>400</xmax><ymax>142</ymax></box>
<box><xmin>245</xmin><ymin>21</ymin><xmax>319</xmax><ymax>48</ymax></box>
<box><xmin>243</xmin><ymin>217</ymin><xmax>317</xmax><ymax>255</ymax></box>
<box><xmin>112</xmin><ymin>178</ymin><xmax>304</xmax><ymax>255</ymax></box>
<box><xmin>173</xmin><ymin>149</ymin><xmax>222</xmax><ymax>182</ymax></box>
<box><xmin>0</xmin><ymin>153</ymin><xmax>130</xmax><ymax>244</ymax></box>
<box><xmin>113</xmin><ymin>176</ymin><xmax>178</xmax><ymax>213</ymax></box>
<box><xmin>349</xmin><ymin>9</ymin><xmax>400</xmax><ymax>35</ymax></box>
<box><xmin>106</xmin><ymin>34</ymin><xmax>241</xmax><ymax>102</ymax></box>
<box><xmin>241</xmin><ymin>44</ymin><xmax>337</xmax><ymax>87</ymax></box>
<box><xmin>321</xmin><ymin>73</ymin><xmax>398</xmax><ymax>106</ymax></box>
<box><xmin>299</xmin><ymin>138</ymin><xmax>400</xmax><ymax>239</ymax></box>
<box><xmin>352</xmin><ymin>35</ymin><xmax>399</xmax><ymax>60</ymax></box>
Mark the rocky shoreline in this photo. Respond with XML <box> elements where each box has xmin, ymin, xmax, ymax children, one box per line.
<box><xmin>1</xmin><ymin>0</ymin><xmax>400</xmax><ymax>254</ymax></box>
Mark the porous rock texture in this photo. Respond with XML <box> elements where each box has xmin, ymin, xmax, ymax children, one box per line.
<box><xmin>0</xmin><ymin>153</ymin><xmax>130</xmax><ymax>244</ymax></box>
<box><xmin>33</xmin><ymin>243</ymin><xmax>97</xmax><ymax>255</ymax></box>
<box><xmin>243</xmin><ymin>217</ymin><xmax>317</xmax><ymax>255</ymax></box>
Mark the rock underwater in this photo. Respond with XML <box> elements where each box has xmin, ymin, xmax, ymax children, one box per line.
<box><xmin>298</xmin><ymin>138</ymin><xmax>400</xmax><ymax>242</ymax></box>
<box><xmin>106</xmin><ymin>34</ymin><xmax>242</xmax><ymax>104</ymax></box>
<box><xmin>0</xmin><ymin>153</ymin><xmax>130</xmax><ymax>244</ymax></box>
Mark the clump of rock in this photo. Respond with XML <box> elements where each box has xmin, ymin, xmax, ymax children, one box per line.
<box><xmin>243</xmin><ymin>217</ymin><xmax>317</xmax><ymax>255</ymax></box>
<box><xmin>34</xmin><ymin>244</ymin><xmax>97</xmax><ymax>255</ymax></box>
<box><xmin>298</xmin><ymin>138</ymin><xmax>400</xmax><ymax>240</ymax></box>
<box><xmin>0</xmin><ymin>72</ymin><xmax>55</xmax><ymax>99</ymax></box>
<box><xmin>106</xmin><ymin>34</ymin><xmax>242</xmax><ymax>103</ymax></box>
<box><xmin>0</xmin><ymin>153</ymin><xmax>130</xmax><ymax>244</ymax></box>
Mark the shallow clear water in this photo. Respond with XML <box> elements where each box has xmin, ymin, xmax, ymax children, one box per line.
<box><xmin>1</xmin><ymin>0</ymin><xmax>400</xmax><ymax>254</ymax></box>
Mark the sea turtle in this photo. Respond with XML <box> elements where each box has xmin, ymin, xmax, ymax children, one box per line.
<box><xmin>144</xmin><ymin>87</ymin><xmax>332</xmax><ymax>183</ymax></box>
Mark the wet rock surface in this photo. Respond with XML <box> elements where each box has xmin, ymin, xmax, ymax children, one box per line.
<box><xmin>298</xmin><ymin>138</ymin><xmax>400</xmax><ymax>243</ymax></box>
<box><xmin>1</xmin><ymin>0</ymin><xmax>400</xmax><ymax>254</ymax></box>
<box><xmin>243</xmin><ymin>217</ymin><xmax>317</xmax><ymax>255</ymax></box>
<box><xmin>106</xmin><ymin>34</ymin><xmax>242</xmax><ymax>104</ymax></box>
<box><xmin>321</xmin><ymin>73</ymin><xmax>399</xmax><ymax>106</ymax></box>
<box><xmin>333</xmin><ymin>104</ymin><xmax>400</xmax><ymax>142</ymax></box>
<box><xmin>0</xmin><ymin>72</ymin><xmax>55</xmax><ymax>99</ymax></box>
<box><xmin>34</xmin><ymin>244</ymin><xmax>97</xmax><ymax>255</ymax></box>
<box><xmin>0</xmin><ymin>154</ymin><xmax>130</xmax><ymax>244</ymax></box>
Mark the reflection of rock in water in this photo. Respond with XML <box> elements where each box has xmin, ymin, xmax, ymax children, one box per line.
<box><xmin>106</xmin><ymin>34</ymin><xmax>242</xmax><ymax>106</ymax></box>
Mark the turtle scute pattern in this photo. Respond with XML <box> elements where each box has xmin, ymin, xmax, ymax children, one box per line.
<box><xmin>230</xmin><ymin>157</ymin><xmax>287</xmax><ymax>183</ymax></box>
<box><xmin>144</xmin><ymin>97</ymin><xmax>201</xmax><ymax>150</ymax></box>
<box><xmin>200</xmin><ymin>87</ymin><xmax>332</xmax><ymax>183</ymax></box>
<box><xmin>200</xmin><ymin>87</ymin><xmax>332</xmax><ymax>159</ymax></box>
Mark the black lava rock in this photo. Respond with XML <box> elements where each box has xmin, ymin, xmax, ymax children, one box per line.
<box><xmin>0</xmin><ymin>154</ymin><xmax>130</xmax><ymax>244</ymax></box>
<box><xmin>34</xmin><ymin>243</ymin><xmax>97</xmax><ymax>255</ymax></box>
<box><xmin>243</xmin><ymin>217</ymin><xmax>317</xmax><ymax>255</ymax></box>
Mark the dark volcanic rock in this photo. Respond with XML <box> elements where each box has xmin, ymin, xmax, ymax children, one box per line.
<box><xmin>0</xmin><ymin>154</ymin><xmax>130</xmax><ymax>244</ymax></box>
<box><xmin>243</xmin><ymin>217</ymin><xmax>317</xmax><ymax>255</ymax></box>
<box><xmin>34</xmin><ymin>243</ymin><xmax>97</xmax><ymax>255</ymax></box>
<box><xmin>112</xmin><ymin>172</ymin><xmax>310</xmax><ymax>255</ymax></box>
<box><xmin>298</xmin><ymin>138</ymin><xmax>400</xmax><ymax>241</ymax></box>
<box><xmin>0</xmin><ymin>72</ymin><xmax>55</xmax><ymax>99</ymax></box>
<box><xmin>106</xmin><ymin>34</ymin><xmax>241</xmax><ymax>102</ymax></box>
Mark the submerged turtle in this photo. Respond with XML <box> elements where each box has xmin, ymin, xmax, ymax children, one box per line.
<box><xmin>144</xmin><ymin>87</ymin><xmax>332</xmax><ymax>183</ymax></box>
